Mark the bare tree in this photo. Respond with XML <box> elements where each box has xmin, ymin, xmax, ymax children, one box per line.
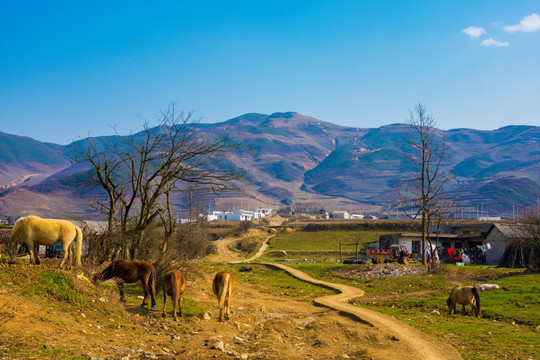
<box><xmin>396</xmin><ymin>103</ymin><xmax>453</xmax><ymax>266</ymax></box>
<box><xmin>71</xmin><ymin>137</ymin><xmax>125</xmax><ymax>231</ymax></box>
<box><xmin>72</xmin><ymin>103</ymin><xmax>244</xmax><ymax>259</ymax></box>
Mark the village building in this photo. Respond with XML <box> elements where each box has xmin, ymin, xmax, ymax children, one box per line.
<box><xmin>331</xmin><ymin>211</ymin><xmax>350</xmax><ymax>219</ymax></box>
<box><xmin>378</xmin><ymin>223</ymin><xmax>528</xmax><ymax>264</ymax></box>
<box><xmin>207</xmin><ymin>208</ymin><xmax>273</xmax><ymax>222</ymax></box>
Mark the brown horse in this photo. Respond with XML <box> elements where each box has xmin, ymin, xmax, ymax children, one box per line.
<box><xmin>161</xmin><ymin>270</ymin><xmax>187</xmax><ymax>321</ymax></box>
<box><xmin>212</xmin><ymin>271</ymin><xmax>235</xmax><ymax>322</ymax></box>
<box><xmin>446</xmin><ymin>285</ymin><xmax>481</xmax><ymax>317</ymax></box>
<box><xmin>93</xmin><ymin>260</ymin><xmax>157</xmax><ymax>309</ymax></box>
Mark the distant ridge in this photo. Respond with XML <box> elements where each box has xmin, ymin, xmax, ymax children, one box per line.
<box><xmin>0</xmin><ymin>113</ymin><xmax>538</xmax><ymax>219</ymax></box>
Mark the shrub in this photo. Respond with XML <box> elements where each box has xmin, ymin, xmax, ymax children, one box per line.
<box><xmin>234</xmin><ymin>221</ymin><xmax>252</xmax><ymax>236</ymax></box>
<box><xmin>235</xmin><ymin>236</ymin><xmax>260</xmax><ymax>253</ymax></box>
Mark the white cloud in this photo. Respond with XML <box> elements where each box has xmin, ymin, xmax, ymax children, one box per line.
<box><xmin>502</xmin><ymin>13</ymin><xmax>540</xmax><ymax>32</ymax></box>
<box><xmin>461</xmin><ymin>26</ymin><xmax>487</xmax><ymax>38</ymax></box>
<box><xmin>481</xmin><ymin>37</ymin><xmax>510</xmax><ymax>47</ymax></box>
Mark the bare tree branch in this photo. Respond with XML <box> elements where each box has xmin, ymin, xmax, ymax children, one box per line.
<box><xmin>70</xmin><ymin>102</ymin><xmax>245</xmax><ymax>259</ymax></box>
<box><xmin>395</xmin><ymin>103</ymin><xmax>453</xmax><ymax>267</ymax></box>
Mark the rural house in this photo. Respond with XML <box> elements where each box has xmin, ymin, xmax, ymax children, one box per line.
<box><xmin>207</xmin><ymin>208</ymin><xmax>273</xmax><ymax>222</ymax></box>
<box><xmin>331</xmin><ymin>211</ymin><xmax>350</xmax><ymax>219</ymax></box>
<box><xmin>378</xmin><ymin>223</ymin><xmax>528</xmax><ymax>264</ymax></box>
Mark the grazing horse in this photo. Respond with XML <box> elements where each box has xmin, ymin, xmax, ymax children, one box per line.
<box><xmin>446</xmin><ymin>285</ymin><xmax>481</xmax><ymax>317</ymax></box>
<box><xmin>93</xmin><ymin>260</ymin><xmax>157</xmax><ymax>309</ymax></box>
<box><xmin>9</xmin><ymin>216</ymin><xmax>83</xmax><ymax>269</ymax></box>
<box><xmin>161</xmin><ymin>270</ymin><xmax>187</xmax><ymax>321</ymax></box>
<box><xmin>212</xmin><ymin>271</ymin><xmax>235</xmax><ymax>322</ymax></box>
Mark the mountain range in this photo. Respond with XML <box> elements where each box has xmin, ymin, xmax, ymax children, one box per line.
<box><xmin>1</xmin><ymin>112</ymin><xmax>539</xmax><ymax>220</ymax></box>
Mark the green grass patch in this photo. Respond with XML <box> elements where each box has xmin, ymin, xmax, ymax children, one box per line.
<box><xmin>200</xmin><ymin>262</ymin><xmax>337</xmax><ymax>301</ymax></box>
<box><xmin>336</xmin><ymin>266</ymin><xmax>538</xmax><ymax>360</ymax></box>
<box><xmin>0</xmin><ymin>266</ymin><xmax>84</xmax><ymax>304</ymax></box>
<box><xmin>244</xmin><ymin>259</ymin><xmax>539</xmax><ymax>360</ymax></box>
<box><xmin>38</xmin><ymin>270</ymin><xmax>85</xmax><ymax>304</ymax></box>
<box><xmin>267</xmin><ymin>229</ymin><xmax>388</xmax><ymax>251</ymax></box>
<box><xmin>237</xmin><ymin>264</ymin><xmax>338</xmax><ymax>300</ymax></box>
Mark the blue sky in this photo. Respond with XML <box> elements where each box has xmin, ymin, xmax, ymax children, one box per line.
<box><xmin>1</xmin><ymin>1</ymin><xmax>539</xmax><ymax>144</ymax></box>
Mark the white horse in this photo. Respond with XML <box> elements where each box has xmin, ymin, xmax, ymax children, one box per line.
<box><xmin>9</xmin><ymin>216</ymin><xmax>83</xmax><ymax>269</ymax></box>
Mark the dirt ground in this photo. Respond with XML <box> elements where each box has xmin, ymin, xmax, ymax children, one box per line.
<box><xmin>0</xmin><ymin>233</ymin><xmax>462</xmax><ymax>360</ymax></box>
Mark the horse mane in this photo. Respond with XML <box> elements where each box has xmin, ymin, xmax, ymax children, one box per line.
<box><xmin>14</xmin><ymin>216</ymin><xmax>32</xmax><ymax>225</ymax></box>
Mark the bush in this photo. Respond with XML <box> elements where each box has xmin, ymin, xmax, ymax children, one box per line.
<box><xmin>235</xmin><ymin>236</ymin><xmax>260</xmax><ymax>253</ymax></box>
<box><xmin>234</xmin><ymin>221</ymin><xmax>252</xmax><ymax>236</ymax></box>
<box><xmin>79</xmin><ymin>224</ymin><xmax>125</xmax><ymax>272</ymax></box>
<box><xmin>83</xmin><ymin>221</ymin><xmax>212</xmax><ymax>292</ymax></box>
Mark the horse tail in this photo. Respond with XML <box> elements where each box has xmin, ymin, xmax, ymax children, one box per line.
<box><xmin>74</xmin><ymin>225</ymin><xmax>83</xmax><ymax>268</ymax></box>
<box><xmin>218</xmin><ymin>273</ymin><xmax>231</xmax><ymax>310</ymax></box>
<box><xmin>472</xmin><ymin>286</ymin><xmax>481</xmax><ymax>317</ymax></box>
<box><xmin>170</xmin><ymin>271</ymin><xmax>179</xmax><ymax>302</ymax></box>
<box><xmin>149</xmin><ymin>266</ymin><xmax>157</xmax><ymax>298</ymax></box>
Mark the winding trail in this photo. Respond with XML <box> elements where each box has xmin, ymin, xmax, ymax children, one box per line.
<box><xmin>227</xmin><ymin>235</ymin><xmax>463</xmax><ymax>360</ymax></box>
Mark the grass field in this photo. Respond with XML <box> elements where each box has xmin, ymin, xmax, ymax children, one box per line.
<box><xmin>243</xmin><ymin>227</ymin><xmax>540</xmax><ymax>360</ymax></box>
<box><xmin>2</xmin><ymin>224</ymin><xmax>538</xmax><ymax>360</ymax></box>
<box><xmin>267</xmin><ymin>229</ymin><xmax>388</xmax><ymax>251</ymax></box>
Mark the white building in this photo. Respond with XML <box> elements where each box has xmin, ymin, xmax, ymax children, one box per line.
<box><xmin>331</xmin><ymin>211</ymin><xmax>350</xmax><ymax>219</ymax></box>
<box><xmin>254</xmin><ymin>208</ymin><xmax>273</xmax><ymax>218</ymax></box>
<box><xmin>207</xmin><ymin>208</ymin><xmax>273</xmax><ymax>221</ymax></box>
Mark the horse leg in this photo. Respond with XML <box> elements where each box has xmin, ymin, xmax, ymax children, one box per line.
<box><xmin>225</xmin><ymin>294</ymin><xmax>231</xmax><ymax>320</ymax></box>
<box><xmin>150</xmin><ymin>278</ymin><xmax>156</xmax><ymax>310</ymax></box>
<box><xmin>147</xmin><ymin>273</ymin><xmax>157</xmax><ymax>310</ymax></box>
<box><xmin>116</xmin><ymin>280</ymin><xmax>126</xmax><ymax>303</ymax></box>
<box><xmin>66</xmin><ymin>243</ymin><xmax>73</xmax><ymax>268</ymax></box>
<box><xmin>33</xmin><ymin>243</ymin><xmax>41</xmax><ymax>265</ymax></box>
<box><xmin>59</xmin><ymin>242</ymin><xmax>71</xmax><ymax>269</ymax></box>
<box><xmin>141</xmin><ymin>279</ymin><xmax>149</xmax><ymax>307</ymax></box>
<box><xmin>471</xmin><ymin>303</ymin><xmax>479</xmax><ymax>317</ymax></box>
<box><xmin>178</xmin><ymin>294</ymin><xmax>183</xmax><ymax>318</ymax></box>
<box><xmin>28</xmin><ymin>242</ymin><xmax>36</xmax><ymax>265</ymax></box>
<box><xmin>172</xmin><ymin>294</ymin><xmax>178</xmax><ymax>321</ymax></box>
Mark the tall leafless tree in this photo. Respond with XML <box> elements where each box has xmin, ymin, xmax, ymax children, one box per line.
<box><xmin>72</xmin><ymin>103</ymin><xmax>244</xmax><ymax>259</ymax></box>
<box><xmin>396</xmin><ymin>103</ymin><xmax>453</xmax><ymax>266</ymax></box>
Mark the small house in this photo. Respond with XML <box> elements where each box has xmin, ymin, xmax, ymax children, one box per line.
<box><xmin>379</xmin><ymin>222</ymin><xmax>529</xmax><ymax>264</ymax></box>
<box><xmin>331</xmin><ymin>211</ymin><xmax>350</xmax><ymax>219</ymax></box>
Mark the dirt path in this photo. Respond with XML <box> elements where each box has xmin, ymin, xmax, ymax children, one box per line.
<box><xmin>1</xmin><ymin>233</ymin><xmax>465</xmax><ymax>359</ymax></box>
<box><xmin>223</xmin><ymin>235</ymin><xmax>463</xmax><ymax>360</ymax></box>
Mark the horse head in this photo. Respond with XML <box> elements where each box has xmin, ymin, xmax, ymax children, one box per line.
<box><xmin>92</xmin><ymin>272</ymin><xmax>103</xmax><ymax>285</ymax></box>
<box><xmin>7</xmin><ymin>237</ymin><xmax>18</xmax><ymax>264</ymax></box>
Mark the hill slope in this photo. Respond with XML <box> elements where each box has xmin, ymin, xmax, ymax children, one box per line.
<box><xmin>0</xmin><ymin>113</ymin><xmax>538</xmax><ymax>219</ymax></box>
<box><xmin>0</xmin><ymin>260</ymin><xmax>436</xmax><ymax>360</ymax></box>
